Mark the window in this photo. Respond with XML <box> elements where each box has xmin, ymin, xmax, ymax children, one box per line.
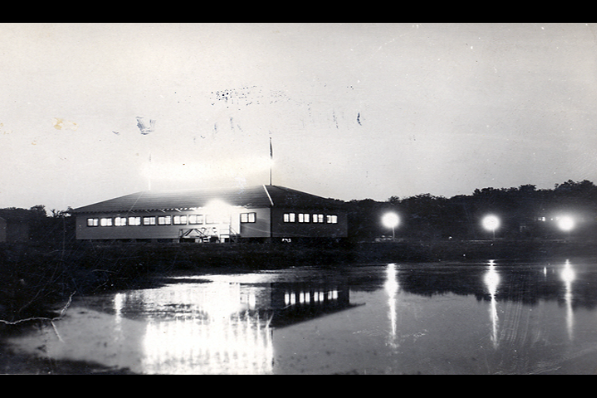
<box><xmin>158</xmin><ymin>216</ymin><xmax>172</xmax><ymax>225</ymax></box>
<box><xmin>326</xmin><ymin>215</ymin><xmax>338</xmax><ymax>224</ymax></box>
<box><xmin>100</xmin><ymin>217</ymin><xmax>113</xmax><ymax>227</ymax></box>
<box><xmin>143</xmin><ymin>216</ymin><xmax>156</xmax><ymax>226</ymax></box>
<box><xmin>312</xmin><ymin>214</ymin><xmax>324</xmax><ymax>223</ymax></box>
<box><xmin>240</xmin><ymin>212</ymin><xmax>256</xmax><ymax>223</ymax></box>
<box><xmin>188</xmin><ymin>214</ymin><xmax>204</xmax><ymax>225</ymax></box>
<box><xmin>87</xmin><ymin>218</ymin><xmax>99</xmax><ymax>227</ymax></box>
<box><xmin>298</xmin><ymin>213</ymin><xmax>310</xmax><ymax>223</ymax></box>
<box><xmin>129</xmin><ymin>216</ymin><xmax>141</xmax><ymax>226</ymax></box>
<box><xmin>284</xmin><ymin>213</ymin><xmax>296</xmax><ymax>223</ymax></box>
<box><xmin>173</xmin><ymin>215</ymin><xmax>187</xmax><ymax>225</ymax></box>
<box><xmin>114</xmin><ymin>217</ymin><xmax>127</xmax><ymax>226</ymax></box>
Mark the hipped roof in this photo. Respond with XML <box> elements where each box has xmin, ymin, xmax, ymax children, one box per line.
<box><xmin>72</xmin><ymin>185</ymin><xmax>344</xmax><ymax>214</ymax></box>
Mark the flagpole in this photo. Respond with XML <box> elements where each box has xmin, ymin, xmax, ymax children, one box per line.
<box><xmin>269</xmin><ymin>136</ymin><xmax>273</xmax><ymax>186</ymax></box>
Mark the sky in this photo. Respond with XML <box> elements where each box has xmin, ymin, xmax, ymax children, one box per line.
<box><xmin>1</xmin><ymin>23</ymin><xmax>597</xmax><ymax>212</ymax></box>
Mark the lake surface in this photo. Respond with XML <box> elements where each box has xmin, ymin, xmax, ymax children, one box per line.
<box><xmin>8</xmin><ymin>258</ymin><xmax>597</xmax><ymax>374</ymax></box>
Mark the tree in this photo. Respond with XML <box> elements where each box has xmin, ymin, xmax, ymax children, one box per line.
<box><xmin>29</xmin><ymin>204</ymin><xmax>47</xmax><ymax>218</ymax></box>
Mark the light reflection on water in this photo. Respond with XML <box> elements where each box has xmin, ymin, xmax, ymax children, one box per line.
<box><xmin>484</xmin><ymin>260</ymin><xmax>500</xmax><ymax>348</ymax></box>
<box><xmin>132</xmin><ymin>282</ymin><xmax>274</xmax><ymax>374</ymax></box>
<box><xmin>8</xmin><ymin>258</ymin><xmax>597</xmax><ymax>374</ymax></box>
<box><xmin>561</xmin><ymin>260</ymin><xmax>576</xmax><ymax>341</ymax></box>
<box><xmin>384</xmin><ymin>263</ymin><xmax>399</xmax><ymax>348</ymax></box>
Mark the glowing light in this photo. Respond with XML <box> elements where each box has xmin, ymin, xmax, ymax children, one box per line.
<box><xmin>482</xmin><ymin>215</ymin><xmax>500</xmax><ymax>232</ymax></box>
<box><xmin>204</xmin><ymin>199</ymin><xmax>231</xmax><ymax>211</ymax></box>
<box><xmin>382</xmin><ymin>212</ymin><xmax>400</xmax><ymax>229</ymax></box>
<box><xmin>382</xmin><ymin>212</ymin><xmax>400</xmax><ymax>239</ymax></box>
<box><xmin>141</xmin><ymin>156</ymin><xmax>272</xmax><ymax>187</ymax></box>
<box><xmin>557</xmin><ymin>216</ymin><xmax>575</xmax><ymax>232</ymax></box>
<box><xmin>205</xmin><ymin>199</ymin><xmax>237</xmax><ymax>223</ymax></box>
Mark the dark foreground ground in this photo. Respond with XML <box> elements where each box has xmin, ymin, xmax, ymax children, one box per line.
<box><xmin>1</xmin><ymin>238</ymin><xmax>596</xmax><ymax>374</ymax></box>
<box><xmin>0</xmin><ymin>327</ymin><xmax>136</xmax><ymax>374</ymax></box>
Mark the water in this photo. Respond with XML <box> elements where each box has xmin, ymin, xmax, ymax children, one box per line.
<box><xmin>7</xmin><ymin>258</ymin><xmax>597</xmax><ymax>374</ymax></box>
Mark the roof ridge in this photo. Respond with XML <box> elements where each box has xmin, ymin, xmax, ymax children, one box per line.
<box><xmin>72</xmin><ymin>185</ymin><xmax>278</xmax><ymax>213</ymax></box>
<box><xmin>262</xmin><ymin>185</ymin><xmax>274</xmax><ymax>206</ymax></box>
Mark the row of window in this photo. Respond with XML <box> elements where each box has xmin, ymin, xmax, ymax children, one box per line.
<box><xmin>86</xmin><ymin>212</ymin><xmax>340</xmax><ymax>227</ymax></box>
<box><xmin>283</xmin><ymin>213</ymin><xmax>338</xmax><ymax>224</ymax></box>
<box><xmin>87</xmin><ymin>213</ymin><xmax>256</xmax><ymax>227</ymax></box>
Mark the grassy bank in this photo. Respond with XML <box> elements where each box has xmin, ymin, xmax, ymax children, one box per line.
<box><xmin>1</xmin><ymin>238</ymin><xmax>596</xmax><ymax>324</ymax></box>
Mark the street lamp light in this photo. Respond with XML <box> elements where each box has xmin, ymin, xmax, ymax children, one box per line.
<box><xmin>557</xmin><ymin>216</ymin><xmax>575</xmax><ymax>232</ymax></box>
<box><xmin>382</xmin><ymin>212</ymin><xmax>400</xmax><ymax>240</ymax></box>
<box><xmin>557</xmin><ymin>215</ymin><xmax>575</xmax><ymax>240</ymax></box>
<box><xmin>482</xmin><ymin>215</ymin><xmax>500</xmax><ymax>239</ymax></box>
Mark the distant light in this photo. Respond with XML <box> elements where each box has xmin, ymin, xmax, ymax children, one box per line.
<box><xmin>382</xmin><ymin>212</ymin><xmax>400</xmax><ymax>229</ymax></box>
<box><xmin>482</xmin><ymin>215</ymin><xmax>500</xmax><ymax>232</ymax></box>
<box><xmin>382</xmin><ymin>212</ymin><xmax>400</xmax><ymax>240</ymax></box>
<box><xmin>557</xmin><ymin>216</ymin><xmax>575</xmax><ymax>232</ymax></box>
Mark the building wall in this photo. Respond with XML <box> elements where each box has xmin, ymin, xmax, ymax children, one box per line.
<box><xmin>76</xmin><ymin>208</ymin><xmax>271</xmax><ymax>241</ymax></box>
<box><xmin>75</xmin><ymin>206</ymin><xmax>347</xmax><ymax>241</ymax></box>
<box><xmin>239</xmin><ymin>208</ymin><xmax>271</xmax><ymax>239</ymax></box>
<box><xmin>271</xmin><ymin>207</ymin><xmax>347</xmax><ymax>239</ymax></box>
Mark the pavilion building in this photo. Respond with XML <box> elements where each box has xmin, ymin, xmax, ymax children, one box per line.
<box><xmin>71</xmin><ymin>185</ymin><xmax>347</xmax><ymax>243</ymax></box>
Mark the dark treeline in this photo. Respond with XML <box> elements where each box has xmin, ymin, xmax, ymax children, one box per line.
<box><xmin>0</xmin><ymin>205</ymin><xmax>75</xmax><ymax>247</ymax></box>
<box><xmin>2</xmin><ymin>179</ymin><xmax>597</xmax><ymax>246</ymax></box>
<box><xmin>345</xmin><ymin>179</ymin><xmax>597</xmax><ymax>242</ymax></box>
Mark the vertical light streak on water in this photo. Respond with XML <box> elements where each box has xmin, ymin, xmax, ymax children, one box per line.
<box><xmin>484</xmin><ymin>260</ymin><xmax>500</xmax><ymax>348</ymax></box>
<box><xmin>560</xmin><ymin>259</ymin><xmax>576</xmax><ymax>341</ymax></box>
<box><xmin>384</xmin><ymin>263</ymin><xmax>399</xmax><ymax>348</ymax></box>
<box><xmin>112</xmin><ymin>292</ymin><xmax>126</xmax><ymax>353</ymax></box>
<box><xmin>113</xmin><ymin>292</ymin><xmax>124</xmax><ymax>333</ymax></box>
<box><xmin>124</xmin><ymin>281</ymin><xmax>274</xmax><ymax>374</ymax></box>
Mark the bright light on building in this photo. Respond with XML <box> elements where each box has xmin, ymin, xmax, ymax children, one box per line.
<box><xmin>204</xmin><ymin>199</ymin><xmax>233</xmax><ymax>218</ymax></box>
